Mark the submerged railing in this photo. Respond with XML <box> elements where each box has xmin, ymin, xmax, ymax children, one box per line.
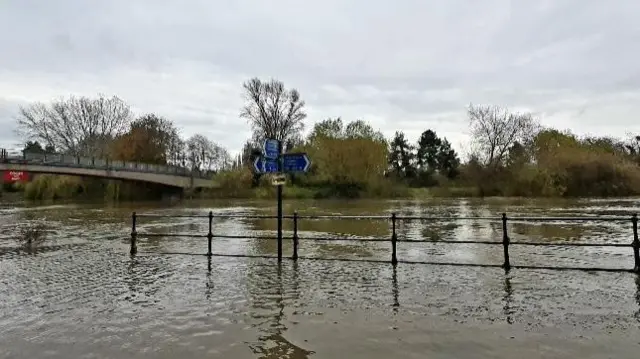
<box><xmin>129</xmin><ymin>212</ymin><xmax>640</xmax><ymax>273</ymax></box>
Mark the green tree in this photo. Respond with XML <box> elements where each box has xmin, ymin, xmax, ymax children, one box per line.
<box><xmin>308</xmin><ymin>118</ymin><xmax>344</xmax><ymax>141</ymax></box>
<box><xmin>436</xmin><ymin>139</ymin><xmax>460</xmax><ymax>179</ymax></box>
<box><xmin>388</xmin><ymin>131</ymin><xmax>416</xmax><ymax>180</ymax></box>
<box><xmin>506</xmin><ymin>141</ymin><xmax>528</xmax><ymax>169</ymax></box>
<box><xmin>22</xmin><ymin>141</ymin><xmax>56</xmax><ymax>155</ymax></box>
<box><xmin>308</xmin><ymin>118</ymin><xmax>385</xmax><ymax>143</ymax></box>
<box><xmin>344</xmin><ymin>119</ymin><xmax>386</xmax><ymax>142</ymax></box>
<box><xmin>301</xmin><ymin>118</ymin><xmax>390</xmax><ymax>195</ymax></box>
<box><xmin>306</xmin><ymin>135</ymin><xmax>388</xmax><ymax>195</ymax></box>
<box><xmin>416</xmin><ymin>130</ymin><xmax>441</xmax><ymax>172</ymax></box>
<box><xmin>110</xmin><ymin>113</ymin><xmax>182</xmax><ymax>165</ymax></box>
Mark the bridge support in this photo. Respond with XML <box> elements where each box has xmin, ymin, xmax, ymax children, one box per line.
<box><xmin>161</xmin><ymin>187</ymin><xmax>185</xmax><ymax>202</ymax></box>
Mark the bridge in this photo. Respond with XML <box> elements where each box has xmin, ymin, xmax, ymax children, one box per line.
<box><xmin>0</xmin><ymin>149</ymin><xmax>219</xmax><ymax>189</ymax></box>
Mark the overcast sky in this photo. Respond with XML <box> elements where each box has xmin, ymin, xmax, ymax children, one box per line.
<box><xmin>1</xmin><ymin>0</ymin><xmax>639</xmax><ymax>156</ymax></box>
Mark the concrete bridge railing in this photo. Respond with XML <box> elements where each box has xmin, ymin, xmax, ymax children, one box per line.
<box><xmin>0</xmin><ymin>148</ymin><xmax>219</xmax><ymax>188</ymax></box>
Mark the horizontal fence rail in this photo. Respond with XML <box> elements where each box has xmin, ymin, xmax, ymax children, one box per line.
<box><xmin>129</xmin><ymin>212</ymin><xmax>640</xmax><ymax>273</ymax></box>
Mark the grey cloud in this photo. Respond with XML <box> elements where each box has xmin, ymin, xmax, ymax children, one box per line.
<box><xmin>0</xmin><ymin>98</ymin><xmax>24</xmax><ymax>149</ymax></box>
<box><xmin>1</xmin><ymin>0</ymin><xmax>640</xmax><ymax>152</ymax></box>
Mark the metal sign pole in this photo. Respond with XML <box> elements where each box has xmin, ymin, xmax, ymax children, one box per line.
<box><xmin>276</xmin><ymin>140</ymin><xmax>283</xmax><ymax>262</ymax></box>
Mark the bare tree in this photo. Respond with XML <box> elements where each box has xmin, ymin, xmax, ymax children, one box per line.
<box><xmin>467</xmin><ymin>104</ymin><xmax>539</xmax><ymax>168</ymax></box>
<box><xmin>16</xmin><ymin>94</ymin><xmax>132</xmax><ymax>156</ymax></box>
<box><xmin>240</xmin><ymin>78</ymin><xmax>307</xmax><ymax>145</ymax></box>
<box><xmin>186</xmin><ymin>134</ymin><xmax>231</xmax><ymax>171</ymax></box>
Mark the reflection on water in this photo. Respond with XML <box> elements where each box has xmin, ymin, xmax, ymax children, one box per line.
<box><xmin>503</xmin><ymin>275</ymin><xmax>514</xmax><ymax>325</ymax></box>
<box><xmin>1</xmin><ymin>198</ymin><xmax>640</xmax><ymax>357</ymax></box>
<box><xmin>247</xmin><ymin>264</ymin><xmax>315</xmax><ymax>359</ymax></box>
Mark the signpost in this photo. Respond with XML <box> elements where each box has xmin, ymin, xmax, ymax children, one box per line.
<box><xmin>271</xmin><ymin>174</ymin><xmax>286</xmax><ymax>186</ymax></box>
<box><xmin>253</xmin><ymin>157</ymin><xmax>278</xmax><ymax>173</ymax></box>
<box><xmin>252</xmin><ymin>139</ymin><xmax>312</xmax><ymax>262</ymax></box>
<box><xmin>282</xmin><ymin>153</ymin><xmax>311</xmax><ymax>173</ymax></box>
<box><xmin>263</xmin><ymin>139</ymin><xmax>280</xmax><ymax>159</ymax></box>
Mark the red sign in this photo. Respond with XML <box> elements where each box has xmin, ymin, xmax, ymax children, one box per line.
<box><xmin>3</xmin><ymin>171</ymin><xmax>30</xmax><ymax>183</ymax></box>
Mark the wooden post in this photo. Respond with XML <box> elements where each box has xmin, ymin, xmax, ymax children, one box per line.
<box><xmin>391</xmin><ymin>213</ymin><xmax>398</xmax><ymax>265</ymax></box>
<box><xmin>207</xmin><ymin>211</ymin><xmax>213</xmax><ymax>257</ymax></box>
<box><xmin>632</xmin><ymin>214</ymin><xmax>639</xmax><ymax>273</ymax></box>
<box><xmin>502</xmin><ymin>213</ymin><xmax>510</xmax><ymax>270</ymax></box>
<box><xmin>292</xmin><ymin>212</ymin><xmax>299</xmax><ymax>260</ymax></box>
<box><xmin>130</xmin><ymin>212</ymin><xmax>137</xmax><ymax>255</ymax></box>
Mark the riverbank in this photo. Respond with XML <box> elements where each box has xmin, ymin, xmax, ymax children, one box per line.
<box><xmin>194</xmin><ymin>185</ymin><xmax>480</xmax><ymax>200</ymax></box>
<box><xmin>5</xmin><ymin>167</ymin><xmax>640</xmax><ymax>203</ymax></box>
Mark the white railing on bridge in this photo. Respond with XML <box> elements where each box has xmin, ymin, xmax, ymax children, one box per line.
<box><xmin>0</xmin><ymin>150</ymin><xmax>214</xmax><ymax>179</ymax></box>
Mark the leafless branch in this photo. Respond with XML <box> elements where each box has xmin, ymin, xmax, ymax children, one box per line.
<box><xmin>240</xmin><ymin>77</ymin><xmax>307</xmax><ymax>144</ymax></box>
<box><xmin>16</xmin><ymin>94</ymin><xmax>132</xmax><ymax>156</ymax></box>
<box><xmin>467</xmin><ymin>103</ymin><xmax>539</xmax><ymax>168</ymax></box>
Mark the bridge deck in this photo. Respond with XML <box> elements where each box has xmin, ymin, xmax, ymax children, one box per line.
<box><xmin>0</xmin><ymin>150</ymin><xmax>219</xmax><ymax>189</ymax></box>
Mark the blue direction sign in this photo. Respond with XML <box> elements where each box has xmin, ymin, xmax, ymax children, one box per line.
<box><xmin>253</xmin><ymin>156</ymin><xmax>278</xmax><ymax>173</ymax></box>
<box><xmin>282</xmin><ymin>153</ymin><xmax>311</xmax><ymax>173</ymax></box>
<box><xmin>263</xmin><ymin>139</ymin><xmax>280</xmax><ymax>159</ymax></box>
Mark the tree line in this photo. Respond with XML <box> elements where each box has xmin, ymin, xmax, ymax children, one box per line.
<box><xmin>224</xmin><ymin>78</ymin><xmax>640</xmax><ymax>198</ymax></box>
<box><xmin>11</xmin><ymin>95</ymin><xmax>231</xmax><ymax>200</ymax></box>
<box><xmin>16</xmin><ymin>95</ymin><xmax>231</xmax><ymax>172</ymax></box>
<box><xmin>10</xmin><ymin>77</ymin><xmax>640</xmax><ymax>200</ymax></box>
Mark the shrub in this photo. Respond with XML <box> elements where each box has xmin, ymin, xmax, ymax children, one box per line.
<box><xmin>18</xmin><ymin>222</ymin><xmax>48</xmax><ymax>251</ymax></box>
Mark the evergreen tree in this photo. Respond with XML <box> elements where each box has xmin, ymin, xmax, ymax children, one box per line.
<box><xmin>416</xmin><ymin>130</ymin><xmax>441</xmax><ymax>171</ymax></box>
<box><xmin>506</xmin><ymin>141</ymin><xmax>528</xmax><ymax>168</ymax></box>
<box><xmin>436</xmin><ymin>139</ymin><xmax>460</xmax><ymax>179</ymax></box>
<box><xmin>23</xmin><ymin>141</ymin><xmax>55</xmax><ymax>155</ymax></box>
<box><xmin>388</xmin><ymin>131</ymin><xmax>416</xmax><ymax>179</ymax></box>
<box><xmin>23</xmin><ymin>141</ymin><xmax>44</xmax><ymax>154</ymax></box>
<box><xmin>414</xmin><ymin>129</ymin><xmax>460</xmax><ymax>183</ymax></box>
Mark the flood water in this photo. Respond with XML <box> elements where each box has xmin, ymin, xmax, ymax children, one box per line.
<box><xmin>1</xmin><ymin>197</ymin><xmax>640</xmax><ymax>358</ymax></box>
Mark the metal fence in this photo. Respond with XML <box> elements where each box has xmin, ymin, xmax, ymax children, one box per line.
<box><xmin>129</xmin><ymin>212</ymin><xmax>640</xmax><ymax>273</ymax></box>
<box><xmin>0</xmin><ymin>149</ymin><xmax>214</xmax><ymax>179</ymax></box>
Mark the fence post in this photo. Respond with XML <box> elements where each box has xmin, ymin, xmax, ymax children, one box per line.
<box><xmin>632</xmin><ymin>214</ymin><xmax>639</xmax><ymax>273</ymax></box>
<box><xmin>130</xmin><ymin>212</ymin><xmax>137</xmax><ymax>255</ymax></box>
<box><xmin>502</xmin><ymin>213</ymin><xmax>510</xmax><ymax>270</ymax></box>
<box><xmin>207</xmin><ymin>211</ymin><xmax>213</xmax><ymax>257</ymax></box>
<box><xmin>391</xmin><ymin>213</ymin><xmax>398</xmax><ymax>265</ymax></box>
<box><xmin>292</xmin><ymin>212</ymin><xmax>299</xmax><ymax>260</ymax></box>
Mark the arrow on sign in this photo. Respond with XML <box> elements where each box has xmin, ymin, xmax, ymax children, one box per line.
<box><xmin>282</xmin><ymin>153</ymin><xmax>311</xmax><ymax>173</ymax></box>
<box><xmin>253</xmin><ymin>156</ymin><xmax>278</xmax><ymax>173</ymax></box>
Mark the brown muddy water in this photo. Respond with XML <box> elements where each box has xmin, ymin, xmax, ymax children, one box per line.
<box><xmin>1</xmin><ymin>198</ymin><xmax>640</xmax><ymax>358</ymax></box>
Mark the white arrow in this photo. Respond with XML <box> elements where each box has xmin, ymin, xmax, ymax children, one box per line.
<box><xmin>253</xmin><ymin>157</ymin><xmax>264</xmax><ymax>173</ymax></box>
<box><xmin>302</xmin><ymin>154</ymin><xmax>311</xmax><ymax>172</ymax></box>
